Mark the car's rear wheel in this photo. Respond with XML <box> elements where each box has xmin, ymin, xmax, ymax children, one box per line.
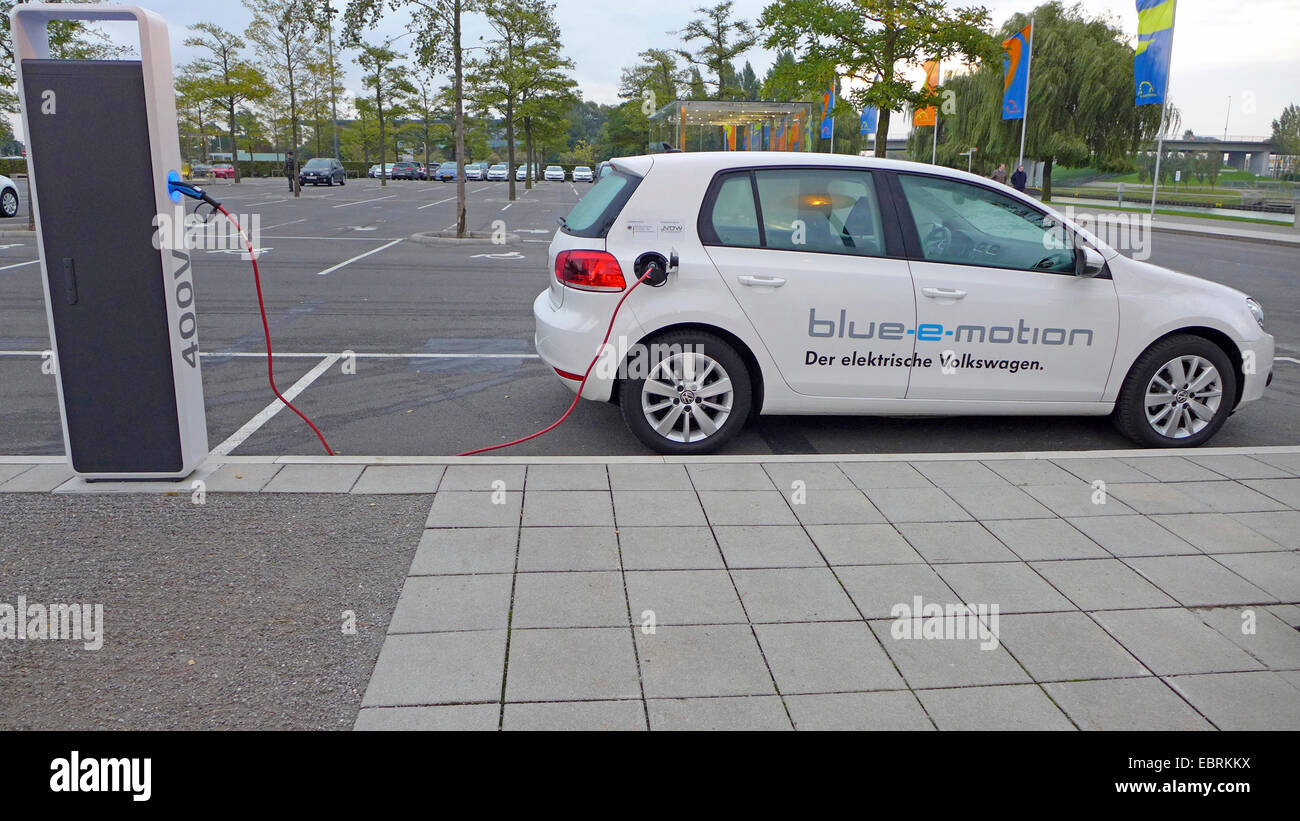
<box><xmin>1113</xmin><ymin>334</ymin><xmax>1237</xmax><ymax>448</ymax></box>
<box><xmin>0</xmin><ymin>188</ymin><xmax>17</xmax><ymax>218</ymax></box>
<box><xmin>619</xmin><ymin>331</ymin><xmax>752</xmax><ymax>455</ymax></box>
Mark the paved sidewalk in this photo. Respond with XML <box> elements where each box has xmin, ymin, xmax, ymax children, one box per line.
<box><xmin>1055</xmin><ymin>202</ymin><xmax>1300</xmax><ymax>245</ymax></box>
<box><xmin>4</xmin><ymin>448</ymin><xmax>1299</xmax><ymax>730</ymax></box>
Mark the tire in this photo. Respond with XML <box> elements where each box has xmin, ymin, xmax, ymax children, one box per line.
<box><xmin>0</xmin><ymin>188</ymin><xmax>16</xmax><ymax>218</ymax></box>
<box><xmin>1113</xmin><ymin>333</ymin><xmax>1237</xmax><ymax>448</ymax></box>
<box><xmin>618</xmin><ymin>330</ymin><xmax>752</xmax><ymax>455</ymax></box>
<box><xmin>326</xmin><ymin>178</ymin><xmax>333</xmax><ymax>186</ymax></box>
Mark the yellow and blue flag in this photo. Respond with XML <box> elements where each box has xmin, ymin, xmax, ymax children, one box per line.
<box><xmin>859</xmin><ymin>106</ymin><xmax>878</xmax><ymax>135</ymax></box>
<box><xmin>1134</xmin><ymin>0</ymin><xmax>1176</xmax><ymax>105</ymax></box>
<box><xmin>819</xmin><ymin>81</ymin><xmax>836</xmax><ymax>139</ymax></box>
<box><xmin>1001</xmin><ymin>23</ymin><xmax>1031</xmax><ymax>120</ymax></box>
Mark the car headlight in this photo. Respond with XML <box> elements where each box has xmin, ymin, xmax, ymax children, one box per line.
<box><xmin>1246</xmin><ymin>297</ymin><xmax>1265</xmax><ymax>330</ymax></box>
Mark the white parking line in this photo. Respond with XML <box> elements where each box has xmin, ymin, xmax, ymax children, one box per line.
<box><xmin>1277</xmin><ymin>356</ymin><xmax>1300</xmax><ymax>365</ymax></box>
<box><xmin>209</xmin><ymin>354</ymin><xmax>341</xmax><ymax>457</ymax></box>
<box><xmin>472</xmin><ymin>186</ymin><xmax>491</xmax><ymax>193</ymax></box>
<box><xmin>0</xmin><ymin>259</ymin><xmax>38</xmax><ymax>271</ymax></box>
<box><xmin>501</xmin><ymin>203</ymin><xmax>513</xmax><ymax>211</ymax></box>
<box><xmin>332</xmin><ymin>194</ymin><xmax>397</xmax><ymax>208</ymax></box>
<box><xmin>314</xmin><ymin>239</ymin><xmax>405</xmax><ymax>276</ymax></box>
<box><xmin>246</xmin><ymin>199</ymin><xmax>290</xmax><ymax>207</ymax></box>
<box><xmin>260</xmin><ymin>218</ymin><xmax>307</xmax><ymax>230</ymax></box>
<box><xmin>417</xmin><ymin>196</ymin><xmax>457</xmax><ymax>210</ymax></box>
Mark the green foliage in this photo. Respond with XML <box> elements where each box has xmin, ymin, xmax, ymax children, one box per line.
<box><xmin>1272</xmin><ymin>103</ymin><xmax>1300</xmax><ymax>157</ymax></box>
<box><xmin>673</xmin><ymin>2</ymin><xmax>758</xmax><ymax>100</ymax></box>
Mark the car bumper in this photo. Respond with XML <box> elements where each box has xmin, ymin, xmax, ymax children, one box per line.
<box><xmin>1239</xmin><ymin>332</ymin><xmax>1274</xmax><ymax>405</ymax></box>
<box><xmin>533</xmin><ymin>289</ymin><xmax>647</xmax><ymax>403</ymax></box>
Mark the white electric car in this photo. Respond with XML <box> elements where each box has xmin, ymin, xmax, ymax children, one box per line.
<box><xmin>534</xmin><ymin>152</ymin><xmax>1273</xmax><ymax>455</ymax></box>
<box><xmin>0</xmin><ymin>174</ymin><xmax>20</xmax><ymax>218</ymax></box>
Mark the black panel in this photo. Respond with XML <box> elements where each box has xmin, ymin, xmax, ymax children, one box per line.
<box><xmin>22</xmin><ymin>60</ymin><xmax>182</xmax><ymax>472</ymax></box>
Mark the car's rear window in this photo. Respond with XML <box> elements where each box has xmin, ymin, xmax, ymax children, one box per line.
<box><xmin>560</xmin><ymin>170</ymin><xmax>640</xmax><ymax>238</ymax></box>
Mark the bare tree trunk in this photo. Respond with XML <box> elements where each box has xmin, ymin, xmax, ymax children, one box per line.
<box><xmin>454</xmin><ymin>0</ymin><xmax>467</xmax><ymax>237</ymax></box>
<box><xmin>524</xmin><ymin>118</ymin><xmax>533</xmax><ymax>190</ymax></box>
<box><xmin>229</xmin><ymin>99</ymin><xmax>242</xmax><ymax>183</ymax></box>
<box><xmin>505</xmin><ymin>94</ymin><xmax>516</xmax><ymax>201</ymax></box>
<box><xmin>378</xmin><ymin>95</ymin><xmax>387</xmax><ymax>187</ymax></box>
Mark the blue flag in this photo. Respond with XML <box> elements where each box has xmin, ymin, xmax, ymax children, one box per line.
<box><xmin>762</xmin><ymin>123</ymin><xmax>770</xmax><ymax>150</ymax></box>
<box><xmin>1001</xmin><ymin>23</ymin><xmax>1031</xmax><ymax>120</ymax></box>
<box><xmin>819</xmin><ymin>82</ymin><xmax>835</xmax><ymax>139</ymax></box>
<box><xmin>859</xmin><ymin>106</ymin><xmax>878</xmax><ymax>135</ymax></box>
<box><xmin>1134</xmin><ymin>0</ymin><xmax>1176</xmax><ymax>105</ymax></box>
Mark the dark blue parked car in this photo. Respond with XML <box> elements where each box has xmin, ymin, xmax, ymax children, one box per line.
<box><xmin>434</xmin><ymin>163</ymin><xmax>459</xmax><ymax>182</ymax></box>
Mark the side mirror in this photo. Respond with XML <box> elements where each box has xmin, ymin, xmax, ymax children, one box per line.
<box><xmin>1075</xmin><ymin>246</ymin><xmax>1105</xmax><ymax>278</ymax></box>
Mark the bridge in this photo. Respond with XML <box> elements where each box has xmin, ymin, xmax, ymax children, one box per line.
<box><xmin>1143</xmin><ymin>136</ymin><xmax>1275</xmax><ymax>176</ymax></box>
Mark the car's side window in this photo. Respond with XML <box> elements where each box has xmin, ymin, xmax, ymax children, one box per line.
<box><xmin>707</xmin><ymin>173</ymin><xmax>762</xmax><ymax>248</ymax></box>
<box><xmin>754</xmin><ymin>168</ymin><xmax>885</xmax><ymax>257</ymax></box>
<box><xmin>898</xmin><ymin>174</ymin><xmax>1074</xmax><ymax>273</ymax></box>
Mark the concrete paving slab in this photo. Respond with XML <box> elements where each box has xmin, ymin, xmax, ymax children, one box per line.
<box><xmin>608</xmin><ymin>463</ymin><xmax>692</xmax><ymax>491</ymax></box>
<box><xmin>1229</xmin><ymin>511</ymin><xmax>1300</xmax><ymax>549</ymax></box>
<box><xmin>895</xmin><ymin>522</ymin><xmax>1020</xmax><ymax>564</ymax></box>
<box><xmin>1165</xmin><ymin>671</ymin><xmax>1300</xmax><ymax>730</ymax></box>
<box><xmin>1043</xmin><ymin>678</ymin><xmax>1214</xmax><ymax>731</ymax></box>
<box><xmin>262</xmin><ymin>464</ymin><xmax>364</xmax><ymax>493</ymax></box>
<box><xmin>1117</xmin><ymin>456</ymin><xmax>1226</xmax><ymax>482</ymax></box>
<box><xmin>1184</xmin><ymin>454</ymin><xmax>1292</xmax><ymax>480</ymax></box>
<box><xmin>625</xmin><ymin>570</ymin><xmax>747</xmax><ymax>625</ymax></box>
<box><xmin>730</xmin><ymin>567</ymin><xmax>860</xmax><ymax>622</ymax></box>
<box><xmin>1149</xmin><ymin>512</ymin><xmax>1288</xmax><ymax>553</ymax></box>
<box><xmin>521</xmin><ymin>489</ymin><xmax>615</xmax><ymax>527</ymax></box>
<box><xmin>616</xmin><ymin>526</ymin><xmax>724</xmax><ymax>570</ymax></box>
<box><xmin>864</xmin><ymin>487</ymin><xmax>973</xmax><ymax>523</ymax></box>
<box><xmin>1000</xmin><ymin>612</ymin><xmax>1150</xmax><ymax>680</ymax></box>
<box><xmin>504</xmin><ymin>627</ymin><xmax>641</xmax><ymax>702</ymax></box>
<box><xmin>351</xmin><ymin>465</ymin><xmax>444</xmax><ymax>494</ymax></box>
<box><xmin>410</xmin><ymin>527</ymin><xmax>518</xmax><ymax>575</ymax></box>
<box><xmin>612</xmin><ymin>490</ymin><xmax>706</xmax><ymax>527</ymax></box>
<box><xmin>439</xmin><ymin>464</ymin><xmax>525</xmax><ymax>491</ymax></box>
<box><xmin>868</xmin><ymin>619</ymin><xmax>1033</xmax><ymax>688</ymax></box>
<box><xmin>1241</xmin><ymin>478</ymin><xmax>1300</xmax><ymax>508</ymax></box>
<box><xmin>646</xmin><ymin>696</ymin><xmax>790</xmax><ymax>730</ymax></box>
<box><xmin>788</xmin><ymin>488</ymin><xmax>886</xmax><ymax>525</ymax></box>
<box><xmin>1211</xmin><ymin>551</ymin><xmax>1300</xmax><ymax>601</ymax></box>
<box><xmin>202</xmin><ymin>463</ymin><xmax>283</xmax><ymax>492</ymax></box>
<box><xmin>982</xmin><ymin>518</ymin><xmax>1109</xmax><ymax>561</ymax></box>
<box><xmin>502</xmin><ymin>699</ymin><xmax>645</xmax><ymax>731</ymax></box>
<box><xmin>713</xmin><ymin>525</ymin><xmax>822</xmax><ymax>568</ymax></box>
<box><xmin>784</xmin><ymin>691</ymin><xmax>934</xmax><ymax>731</ymax></box>
<box><xmin>425</xmin><ymin>490</ymin><xmax>522</xmax><ymax>528</ymax></box>
<box><xmin>917</xmin><ymin>684</ymin><xmax>1075</xmax><ymax>730</ymax></box>
<box><xmin>685</xmin><ymin>462</ymin><xmax>775</xmax><ymax>491</ymax></box>
<box><xmin>838</xmin><ymin>461</ymin><xmax>934</xmax><ymax>490</ymax></box>
<box><xmin>1194</xmin><ymin>606</ymin><xmax>1300</xmax><ymax>671</ymax></box>
<box><xmin>517</xmin><ymin>526</ymin><xmax>620</xmax><ymax>571</ymax></box>
<box><xmin>698</xmin><ymin>490</ymin><xmax>799</xmax><ymax>526</ymax></box>
<box><xmin>524</xmin><ymin>464</ymin><xmax>608</xmax><ymax>491</ymax></box>
<box><xmin>1030</xmin><ymin>558</ymin><xmax>1179</xmax><ymax>611</ymax></box>
<box><xmin>981</xmin><ymin>459</ymin><xmax>1081</xmax><ymax>486</ymax></box>
<box><xmin>354</xmin><ymin>704</ymin><xmax>499</xmax><ymax>731</ymax></box>
<box><xmin>805</xmin><ymin>524</ymin><xmax>926</xmax><ymax>566</ymax></box>
<box><xmin>942</xmin><ymin>485</ymin><xmax>1056</xmax><ymax>520</ymax></box>
<box><xmin>636</xmin><ymin>624</ymin><xmax>776</xmax><ymax>699</ymax></box>
<box><xmin>511</xmin><ymin>571</ymin><xmax>628</xmax><ymax>628</ymax></box>
<box><xmin>1163</xmin><ymin>480</ymin><xmax>1289</xmax><ymax>513</ymax></box>
<box><xmin>388</xmin><ymin>574</ymin><xmax>513</xmax><ymax>633</ymax></box>
<box><xmin>361</xmin><ymin>630</ymin><xmax>507</xmax><ymax>707</ymax></box>
<box><xmin>912</xmin><ymin>460</ymin><xmax>1010</xmax><ymax>487</ymax></box>
<box><xmin>836</xmin><ymin>564</ymin><xmax>961</xmax><ymax>619</ymax></box>
<box><xmin>0</xmin><ymin>464</ymin><xmax>74</xmax><ymax>492</ymax></box>
<box><xmin>936</xmin><ymin>562</ymin><xmax>1077</xmax><ymax>614</ymax></box>
<box><xmin>1125</xmin><ymin>555</ymin><xmax>1277</xmax><ymax>607</ymax></box>
<box><xmin>1091</xmin><ymin>609</ymin><xmax>1265</xmax><ymax>676</ymax></box>
<box><xmin>1052</xmin><ymin>458</ymin><xmax>1155</xmax><ymax>484</ymax></box>
<box><xmin>763</xmin><ymin>462</ymin><xmax>855</xmax><ymax>491</ymax></box>
<box><xmin>1065</xmin><ymin>514</ymin><xmax>1200</xmax><ymax>556</ymax></box>
<box><xmin>753</xmin><ymin>621</ymin><xmax>906</xmax><ymax>693</ymax></box>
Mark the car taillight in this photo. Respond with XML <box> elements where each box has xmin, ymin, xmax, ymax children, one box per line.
<box><xmin>554</xmin><ymin>250</ymin><xmax>626</xmax><ymax>292</ymax></box>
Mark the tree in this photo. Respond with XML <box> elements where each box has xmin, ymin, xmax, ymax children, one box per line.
<box><xmin>175</xmin><ymin>71</ymin><xmax>222</xmax><ymax>165</ymax></box>
<box><xmin>1271</xmin><ymin>103</ymin><xmax>1300</xmax><ymax>157</ymax></box>
<box><xmin>1</xmin><ymin>0</ymin><xmax>127</xmax><ymax>113</ymax></box>
<box><xmin>760</xmin><ymin>0</ymin><xmax>992</xmax><ymax>158</ymax></box>
<box><xmin>355</xmin><ymin>43</ymin><xmax>414</xmax><ymax>185</ymax></box>
<box><xmin>931</xmin><ymin>2</ymin><xmax>1167</xmax><ymax>199</ymax></box>
<box><xmin>183</xmin><ymin>23</ymin><xmax>273</xmax><ymax>183</ymax></box>
<box><xmin>245</xmin><ymin>0</ymin><xmax>315</xmax><ymax>195</ymax></box>
<box><xmin>407</xmin><ymin>67</ymin><xmax>445</xmax><ymax>175</ymax></box>
<box><xmin>674</xmin><ymin>2</ymin><xmax>757</xmax><ymax>100</ymax></box>
<box><xmin>346</xmin><ymin>0</ymin><xmax>478</xmax><ymax>237</ymax></box>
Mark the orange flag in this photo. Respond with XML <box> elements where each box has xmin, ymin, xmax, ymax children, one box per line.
<box><xmin>913</xmin><ymin>60</ymin><xmax>940</xmax><ymax>126</ymax></box>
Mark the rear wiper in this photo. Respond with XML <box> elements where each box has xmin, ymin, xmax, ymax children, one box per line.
<box><xmin>557</xmin><ymin>216</ymin><xmax>568</xmax><ymax>228</ymax></box>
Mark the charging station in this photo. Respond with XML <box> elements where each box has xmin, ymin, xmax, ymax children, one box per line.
<box><xmin>13</xmin><ymin>4</ymin><xmax>207</xmax><ymax>479</ymax></box>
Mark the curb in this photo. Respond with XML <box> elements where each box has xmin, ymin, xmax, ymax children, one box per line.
<box><xmin>409</xmin><ymin>230</ymin><xmax>520</xmax><ymax>246</ymax></box>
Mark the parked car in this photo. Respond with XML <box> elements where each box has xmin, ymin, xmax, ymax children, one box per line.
<box><xmin>391</xmin><ymin>161</ymin><xmax>422</xmax><ymax>180</ymax></box>
<box><xmin>211</xmin><ymin>163</ymin><xmax>235</xmax><ymax>179</ymax></box>
<box><xmin>463</xmin><ymin>162</ymin><xmax>491</xmax><ymax>180</ymax></box>
<box><xmin>536</xmin><ymin>153</ymin><xmax>1274</xmax><ymax>454</ymax></box>
<box><xmin>0</xmin><ymin>174</ymin><xmax>20</xmax><ymax>218</ymax></box>
<box><xmin>299</xmin><ymin>157</ymin><xmax>346</xmax><ymax>186</ymax></box>
<box><xmin>595</xmin><ymin>161</ymin><xmax>613</xmax><ymax>180</ymax></box>
<box><xmin>544</xmin><ymin>165</ymin><xmax>566</xmax><ymax>182</ymax></box>
<box><xmin>190</xmin><ymin>164</ymin><xmax>212</xmax><ymax>178</ymax></box>
<box><xmin>572</xmin><ymin>165</ymin><xmax>594</xmax><ymax>183</ymax></box>
<box><xmin>486</xmin><ymin>163</ymin><xmax>509</xmax><ymax>181</ymax></box>
<box><xmin>516</xmin><ymin>163</ymin><xmax>541</xmax><ymax>181</ymax></box>
<box><xmin>369</xmin><ymin>163</ymin><xmax>398</xmax><ymax>179</ymax></box>
<box><xmin>434</xmin><ymin>163</ymin><xmax>459</xmax><ymax>182</ymax></box>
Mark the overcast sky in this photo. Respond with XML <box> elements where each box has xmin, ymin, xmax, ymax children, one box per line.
<box><xmin>18</xmin><ymin>0</ymin><xmax>1300</xmax><ymax>140</ymax></box>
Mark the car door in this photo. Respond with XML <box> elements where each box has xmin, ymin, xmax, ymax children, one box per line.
<box><xmin>701</xmin><ymin>166</ymin><xmax>918</xmax><ymax>398</ymax></box>
<box><xmin>891</xmin><ymin>172</ymin><xmax>1119</xmax><ymax>402</ymax></box>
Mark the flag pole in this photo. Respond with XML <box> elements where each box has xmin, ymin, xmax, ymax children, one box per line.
<box><xmin>1150</xmin><ymin>2</ymin><xmax>1178</xmax><ymax>216</ymax></box>
<box><xmin>1017</xmin><ymin>18</ymin><xmax>1034</xmax><ymax>171</ymax></box>
<box><xmin>931</xmin><ymin>61</ymin><xmax>940</xmax><ymax>164</ymax></box>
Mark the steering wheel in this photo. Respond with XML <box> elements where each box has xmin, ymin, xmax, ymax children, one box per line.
<box><xmin>923</xmin><ymin>223</ymin><xmax>952</xmax><ymax>257</ymax></box>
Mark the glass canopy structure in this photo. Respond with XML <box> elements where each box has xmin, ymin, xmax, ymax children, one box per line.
<box><xmin>648</xmin><ymin>100</ymin><xmax>816</xmax><ymax>153</ymax></box>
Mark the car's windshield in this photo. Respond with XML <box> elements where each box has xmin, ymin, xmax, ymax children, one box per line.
<box><xmin>575</xmin><ymin>167</ymin><xmax>591</xmax><ymax>172</ymax></box>
<box><xmin>304</xmin><ymin>159</ymin><xmax>331</xmax><ymax>169</ymax></box>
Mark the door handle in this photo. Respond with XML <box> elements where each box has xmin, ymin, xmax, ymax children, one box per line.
<box><xmin>737</xmin><ymin>275</ymin><xmax>786</xmax><ymax>288</ymax></box>
<box><xmin>921</xmin><ymin>287</ymin><xmax>966</xmax><ymax>300</ymax></box>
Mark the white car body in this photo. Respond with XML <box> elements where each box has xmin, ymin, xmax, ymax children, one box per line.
<box><xmin>544</xmin><ymin>165</ymin><xmax>566</xmax><ymax>182</ymax></box>
<box><xmin>0</xmin><ymin>173</ymin><xmax>20</xmax><ymax>218</ymax></box>
<box><xmin>572</xmin><ymin>166</ymin><xmax>594</xmax><ymax>183</ymax></box>
<box><xmin>534</xmin><ymin>152</ymin><xmax>1273</xmax><ymax>452</ymax></box>
<box><xmin>516</xmin><ymin>164</ymin><xmax>541</xmax><ymax>181</ymax></box>
<box><xmin>487</xmin><ymin>164</ymin><xmax>509</xmax><ymax>181</ymax></box>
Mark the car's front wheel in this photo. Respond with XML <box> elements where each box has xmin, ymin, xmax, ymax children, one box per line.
<box><xmin>1113</xmin><ymin>333</ymin><xmax>1237</xmax><ymax>447</ymax></box>
<box><xmin>619</xmin><ymin>331</ymin><xmax>752</xmax><ymax>455</ymax></box>
<box><xmin>0</xmin><ymin>188</ymin><xmax>18</xmax><ymax>218</ymax></box>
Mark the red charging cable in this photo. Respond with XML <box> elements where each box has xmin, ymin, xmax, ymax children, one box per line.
<box><xmin>455</xmin><ymin>270</ymin><xmax>652</xmax><ymax>457</ymax></box>
<box><xmin>217</xmin><ymin>205</ymin><xmax>335</xmax><ymax>456</ymax></box>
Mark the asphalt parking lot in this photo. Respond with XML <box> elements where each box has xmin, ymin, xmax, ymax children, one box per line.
<box><xmin>0</xmin><ymin>176</ymin><xmax>1296</xmax><ymax>457</ymax></box>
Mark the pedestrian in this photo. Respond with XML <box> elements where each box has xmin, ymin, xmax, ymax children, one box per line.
<box><xmin>991</xmin><ymin>163</ymin><xmax>1007</xmax><ymax>184</ymax></box>
<box><xmin>284</xmin><ymin>150</ymin><xmax>296</xmax><ymax>193</ymax></box>
<box><xmin>1011</xmin><ymin>164</ymin><xmax>1027</xmax><ymax>192</ymax></box>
